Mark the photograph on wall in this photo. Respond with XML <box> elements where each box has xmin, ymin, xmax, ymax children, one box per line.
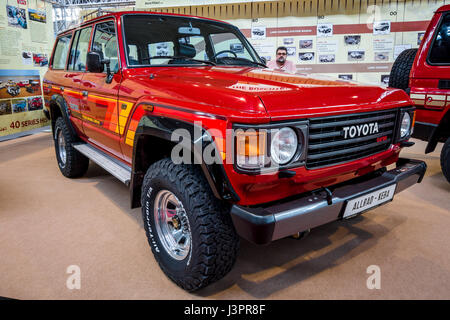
<box><xmin>6</xmin><ymin>5</ymin><xmax>27</xmax><ymax>29</ymax></box>
<box><xmin>381</xmin><ymin>75</ymin><xmax>390</xmax><ymax>86</ymax></box>
<box><xmin>0</xmin><ymin>70</ymin><xmax>42</xmax><ymax>99</ymax></box>
<box><xmin>374</xmin><ymin>52</ymin><xmax>390</xmax><ymax>61</ymax></box>
<box><xmin>373</xmin><ymin>21</ymin><xmax>390</xmax><ymax>35</ymax></box>
<box><xmin>251</xmin><ymin>26</ymin><xmax>266</xmax><ymax>39</ymax></box>
<box><xmin>32</xmin><ymin>53</ymin><xmax>48</xmax><ymax>67</ymax></box>
<box><xmin>27</xmin><ymin>96</ymin><xmax>43</xmax><ymax>111</ymax></box>
<box><xmin>283</xmin><ymin>38</ymin><xmax>294</xmax><ymax>45</ymax></box>
<box><xmin>28</xmin><ymin>8</ymin><xmax>46</xmax><ymax>23</ymax></box>
<box><xmin>418</xmin><ymin>32</ymin><xmax>425</xmax><ymax>45</ymax></box>
<box><xmin>317</xmin><ymin>23</ymin><xmax>333</xmax><ymax>37</ymax></box>
<box><xmin>319</xmin><ymin>54</ymin><xmax>335</xmax><ymax>63</ymax></box>
<box><xmin>299</xmin><ymin>52</ymin><xmax>314</xmax><ymax>62</ymax></box>
<box><xmin>286</xmin><ymin>47</ymin><xmax>296</xmax><ymax>56</ymax></box>
<box><xmin>22</xmin><ymin>51</ymin><xmax>32</xmax><ymax>65</ymax></box>
<box><xmin>338</xmin><ymin>74</ymin><xmax>353</xmax><ymax>80</ymax></box>
<box><xmin>344</xmin><ymin>35</ymin><xmax>361</xmax><ymax>45</ymax></box>
<box><xmin>348</xmin><ymin>50</ymin><xmax>365</xmax><ymax>61</ymax></box>
<box><xmin>299</xmin><ymin>39</ymin><xmax>313</xmax><ymax>49</ymax></box>
<box><xmin>0</xmin><ymin>100</ymin><xmax>12</xmax><ymax>116</ymax></box>
<box><xmin>12</xmin><ymin>98</ymin><xmax>27</xmax><ymax>113</ymax></box>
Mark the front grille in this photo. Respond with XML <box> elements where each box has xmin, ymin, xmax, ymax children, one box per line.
<box><xmin>306</xmin><ymin>109</ymin><xmax>398</xmax><ymax>169</ymax></box>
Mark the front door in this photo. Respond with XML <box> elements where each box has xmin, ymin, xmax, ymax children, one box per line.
<box><xmin>80</xmin><ymin>20</ymin><xmax>123</xmax><ymax>159</ymax></box>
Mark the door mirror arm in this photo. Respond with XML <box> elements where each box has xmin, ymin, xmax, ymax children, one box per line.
<box><xmin>102</xmin><ymin>58</ymin><xmax>113</xmax><ymax>84</ymax></box>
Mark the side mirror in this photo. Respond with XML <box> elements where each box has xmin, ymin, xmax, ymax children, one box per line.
<box><xmin>87</xmin><ymin>51</ymin><xmax>104</xmax><ymax>73</ymax></box>
<box><xmin>87</xmin><ymin>51</ymin><xmax>113</xmax><ymax>84</ymax></box>
<box><xmin>260</xmin><ymin>56</ymin><xmax>267</xmax><ymax>65</ymax></box>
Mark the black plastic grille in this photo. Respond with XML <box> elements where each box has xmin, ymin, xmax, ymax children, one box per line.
<box><xmin>306</xmin><ymin>109</ymin><xmax>398</xmax><ymax>169</ymax></box>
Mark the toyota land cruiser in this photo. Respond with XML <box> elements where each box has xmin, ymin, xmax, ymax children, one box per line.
<box><xmin>44</xmin><ymin>11</ymin><xmax>426</xmax><ymax>291</ymax></box>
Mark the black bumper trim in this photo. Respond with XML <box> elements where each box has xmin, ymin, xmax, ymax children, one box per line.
<box><xmin>230</xmin><ymin>158</ymin><xmax>427</xmax><ymax>245</ymax></box>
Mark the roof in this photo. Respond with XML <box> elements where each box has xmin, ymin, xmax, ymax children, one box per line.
<box><xmin>437</xmin><ymin>5</ymin><xmax>450</xmax><ymax>13</ymax></box>
<box><xmin>58</xmin><ymin>10</ymin><xmax>231</xmax><ymax>36</ymax></box>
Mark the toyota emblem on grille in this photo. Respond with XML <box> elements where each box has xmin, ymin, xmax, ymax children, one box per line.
<box><xmin>342</xmin><ymin>122</ymin><xmax>379</xmax><ymax>139</ymax></box>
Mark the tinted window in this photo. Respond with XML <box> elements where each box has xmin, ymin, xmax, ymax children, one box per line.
<box><xmin>68</xmin><ymin>27</ymin><xmax>92</xmax><ymax>71</ymax></box>
<box><xmin>429</xmin><ymin>14</ymin><xmax>450</xmax><ymax>64</ymax></box>
<box><xmin>52</xmin><ymin>34</ymin><xmax>72</xmax><ymax>70</ymax></box>
<box><xmin>92</xmin><ymin>21</ymin><xmax>119</xmax><ymax>73</ymax></box>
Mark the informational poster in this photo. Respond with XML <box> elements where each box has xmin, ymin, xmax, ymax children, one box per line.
<box><xmin>0</xmin><ymin>70</ymin><xmax>49</xmax><ymax>136</ymax></box>
<box><xmin>0</xmin><ymin>0</ymin><xmax>53</xmax><ymax>138</ymax></box>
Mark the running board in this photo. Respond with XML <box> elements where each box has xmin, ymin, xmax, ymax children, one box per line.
<box><xmin>73</xmin><ymin>143</ymin><xmax>131</xmax><ymax>185</ymax></box>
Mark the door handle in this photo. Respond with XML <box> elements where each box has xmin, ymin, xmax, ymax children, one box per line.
<box><xmin>82</xmin><ymin>91</ymin><xmax>88</xmax><ymax>97</ymax></box>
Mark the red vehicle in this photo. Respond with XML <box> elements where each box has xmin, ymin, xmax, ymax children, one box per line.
<box><xmin>43</xmin><ymin>11</ymin><xmax>426</xmax><ymax>291</ymax></box>
<box><xmin>390</xmin><ymin>5</ymin><xmax>450</xmax><ymax>182</ymax></box>
<box><xmin>28</xmin><ymin>97</ymin><xmax>43</xmax><ymax>111</ymax></box>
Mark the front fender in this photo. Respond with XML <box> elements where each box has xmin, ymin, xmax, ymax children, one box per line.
<box><xmin>129</xmin><ymin>113</ymin><xmax>239</xmax><ymax>208</ymax></box>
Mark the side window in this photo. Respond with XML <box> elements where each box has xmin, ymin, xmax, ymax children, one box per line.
<box><xmin>429</xmin><ymin>14</ymin><xmax>450</xmax><ymax>65</ymax></box>
<box><xmin>92</xmin><ymin>21</ymin><xmax>119</xmax><ymax>73</ymax></box>
<box><xmin>68</xmin><ymin>27</ymin><xmax>92</xmax><ymax>72</ymax></box>
<box><xmin>52</xmin><ymin>34</ymin><xmax>72</xmax><ymax>70</ymax></box>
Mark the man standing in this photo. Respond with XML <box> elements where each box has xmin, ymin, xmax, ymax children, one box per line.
<box><xmin>266</xmin><ymin>46</ymin><xmax>297</xmax><ymax>73</ymax></box>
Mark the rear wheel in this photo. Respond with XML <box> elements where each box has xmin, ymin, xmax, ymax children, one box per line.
<box><xmin>54</xmin><ymin>117</ymin><xmax>89</xmax><ymax>178</ymax></box>
<box><xmin>389</xmin><ymin>48</ymin><xmax>418</xmax><ymax>90</ymax></box>
<box><xmin>141</xmin><ymin>158</ymin><xmax>239</xmax><ymax>291</ymax></box>
<box><xmin>441</xmin><ymin>137</ymin><xmax>450</xmax><ymax>183</ymax></box>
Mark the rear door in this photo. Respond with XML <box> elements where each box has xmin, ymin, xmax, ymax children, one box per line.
<box><xmin>79</xmin><ymin>20</ymin><xmax>123</xmax><ymax>159</ymax></box>
<box><xmin>64</xmin><ymin>26</ymin><xmax>93</xmax><ymax>134</ymax></box>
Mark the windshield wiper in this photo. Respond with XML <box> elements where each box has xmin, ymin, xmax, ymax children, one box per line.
<box><xmin>217</xmin><ymin>56</ymin><xmax>267</xmax><ymax>68</ymax></box>
<box><xmin>140</xmin><ymin>56</ymin><xmax>216</xmax><ymax>66</ymax></box>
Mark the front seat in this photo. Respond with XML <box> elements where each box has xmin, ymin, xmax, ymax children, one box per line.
<box><xmin>168</xmin><ymin>43</ymin><xmax>197</xmax><ymax>64</ymax></box>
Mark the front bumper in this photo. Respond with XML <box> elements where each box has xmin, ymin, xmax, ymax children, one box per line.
<box><xmin>230</xmin><ymin>158</ymin><xmax>427</xmax><ymax>244</ymax></box>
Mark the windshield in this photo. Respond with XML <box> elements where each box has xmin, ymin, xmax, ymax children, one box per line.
<box><xmin>122</xmin><ymin>14</ymin><xmax>263</xmax><ymax>67</ymax></box>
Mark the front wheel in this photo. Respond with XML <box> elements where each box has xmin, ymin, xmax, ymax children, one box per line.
<box><xmin>54</xmin><ymin>117</ymin><xmax>89</xmax><ymax>178</ymax></box>
<box><xmin>141</xmin><ymin>158</ymin><xmax>239</xmax><ymax>291</ymax></box>
<box><xmin>441</xmin><ymin>137</ymin><xmax>450</xmax><ymax>183</ymax></box>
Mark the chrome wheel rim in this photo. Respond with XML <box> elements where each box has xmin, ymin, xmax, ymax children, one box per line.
<box><xmin>154</xmin><ymin>190</ymin><xmax>191</xmax><ymax>261</ymax></box>
<box><xmin>56</xmin><ymin>128</ymin><xmax>66</xmax><ymax>166</ymax></box>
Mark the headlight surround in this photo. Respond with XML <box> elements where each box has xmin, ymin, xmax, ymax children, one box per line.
<box><xmin>270</xmin><ymin>127</ymin><xmax>299</xmax><ymax>165</ymax></box>
<box><xmin>400</xmin><ymin>112</ymin><xmax>412</xmax><ymax>138</ymax></box>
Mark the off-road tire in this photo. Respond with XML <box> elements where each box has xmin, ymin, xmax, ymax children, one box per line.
<box><xmin>441</xmin><ymin>137</ymin><xmax>450</xmax><ymax>183</ymax></box>
<box><xmin>141</xmin><ymin>158</ymin><xmax>239</xmax><ymax>291</ymax></box>
<box><xmin>54</xmin><ymin>117</ymin><xmax>89</xmax><ymax>178</ymax></box>
<box><xmin>389</xmin><ymin>48</ymin><xmax>418</xmax><ymax>90</ymax></box>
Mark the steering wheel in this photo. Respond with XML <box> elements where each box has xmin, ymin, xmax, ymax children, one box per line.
<box><xmin>212</xmin><ymin>50</ymin><xmax>238</xmax><ymax>60</ymax></box>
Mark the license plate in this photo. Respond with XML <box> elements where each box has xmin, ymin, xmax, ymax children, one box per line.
<box><xmin>343</xmin><ymin>184</ymin><xmax>396</xmax><ymax>218</ymax></box>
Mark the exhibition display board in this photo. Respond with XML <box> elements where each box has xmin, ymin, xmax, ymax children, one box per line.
<box><xmin>136</xmin><ymin>0</ymin><xmax>445</xmax><ymax>86</ymax></box>
<box><xmin>0</xmin><ymin>0</ymin><xmax>53</xmax><ymax>137</ymax></box>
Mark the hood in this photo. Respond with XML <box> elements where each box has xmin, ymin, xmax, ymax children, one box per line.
<box><xmin>128</xmin><ymin>66</ymin><xmax>412</xmax><ymax>121</ymax></box>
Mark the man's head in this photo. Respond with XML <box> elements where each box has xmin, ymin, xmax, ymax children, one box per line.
<box><xmin>275</xmin><ymin>46</ymin><xmax>288</xmax><ymax>64</ymax></box>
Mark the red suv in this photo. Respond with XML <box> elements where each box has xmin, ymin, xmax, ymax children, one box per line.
<box><xmin>390</xmin><ymin>5</ymin><xmax>450</xmax><ymax>182</ymax></box>
<box><xmin>44</xmin><ymin>11</ymin><xmax>426</xmax><ymax>291</ymax></box>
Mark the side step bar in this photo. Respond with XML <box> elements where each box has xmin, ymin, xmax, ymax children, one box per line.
<box><xmin>73</xmin><ymin>143</ymin><xmax>131</xmax><ymax>185</ymax></box>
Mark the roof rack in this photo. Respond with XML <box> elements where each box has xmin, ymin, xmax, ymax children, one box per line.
<box><xmin>81</xmin><ymin>8</ymin><xmax>114</xmax><ymax>22</ymax></box>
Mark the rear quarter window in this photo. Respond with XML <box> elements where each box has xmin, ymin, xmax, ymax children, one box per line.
<box><xmin>52</xmin><ymin>34</ymin><xmax>72</xmax><ymax>70</ymax></box>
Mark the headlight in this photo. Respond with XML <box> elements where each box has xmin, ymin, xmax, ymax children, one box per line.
<box><xmin>270</xmin><ymin>127</ymin><xmax>298</xmax><ymax>165</ymax></box>
<box><xmin>400</xmin><ymin>112</ymin><xmax>411</xmax><ymax>138</ymax></box>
